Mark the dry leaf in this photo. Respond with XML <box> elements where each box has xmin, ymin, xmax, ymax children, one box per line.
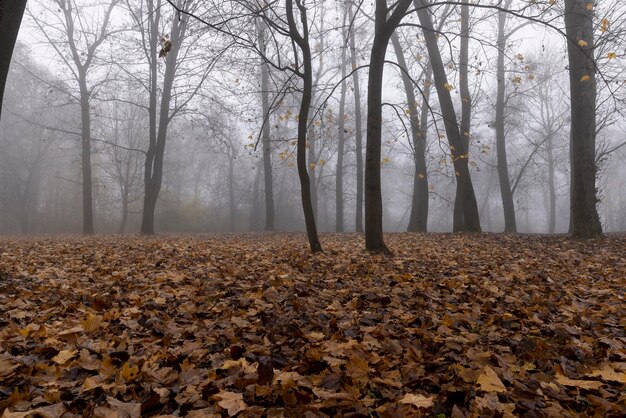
<box><xmin>51</xmin><ymin>349</ymin><xmax>77</xmax><ymax>365</ymax></box>
<box><xmin>476</xmin><ymin>366</ymin><xmax>506</xmax><ymax>393</ymax></box>
<box><xmin>214</xmin><ymin>391</ymin><xmax>247</xmax><ymax>416</ymax></box>
<box><xmin>398</xmin><ymin>393</ymin><xmax>435</xmax><ymax>408</ymax></box>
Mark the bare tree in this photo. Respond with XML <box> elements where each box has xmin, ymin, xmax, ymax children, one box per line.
<box><xmin>31</xmin><ymin>0</ymin><xmax>120</xmax><ymax>234</ymax></box>
<box><xmin>416</xmin><ymin>0</ymin><xmax>481</xmax><ymax>233</ymax></box>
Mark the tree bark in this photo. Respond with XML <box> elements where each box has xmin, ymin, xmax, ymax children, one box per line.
<box><xmin>336</xmin><ymin>11</ymin><xmax>348</xmax><ymax>233</ymax></box>
<box><xmin>79</xmin><ymin>76</ymin><xmax>95</xmax><ymax>234</ymax></box>
<box><xmin>348</xmin><ymin>4</ymin><xmax>364</xmax><ymax>233</ymax></box>
<box><xmin>416</xmin><ymin>0</ymin><xmax>481</xmax><ymax>232</ymax></box>
<box><xmin>0</xmin><ymin>0</ymin><xmax>27</xmax><ymax>122</ymax></box>
<box><xmin>564</xmin><ymin>0</ymin><xmax>602</xmax><ymax>238</ymax></box>
<box><xmin>495</xmin><ymin>8</ymin><xmax>517</xmax><ymax>233</ymax></box>
<box><xmin>286</xmin><ymin>0</ymin><xmax>322</xmax><ymax>252</ymax></box>
<box><xmin>141</xmin><ymin>4</ymin><xmax>187</xmax><ymax>234</ymax></box>
<box><xmin>258</xmin><ymin>20</ymin><xmax>275</xmax><ymax>231</ymax></box>
<box><xmin>364</xmin><ymin>0</ymin><xmax>412</xmax><ymax>253</ymax></box>
<box><xmin>390</xmin><ymin>33</ymin><xmax>428</xmax><ymax>232</ymax></box>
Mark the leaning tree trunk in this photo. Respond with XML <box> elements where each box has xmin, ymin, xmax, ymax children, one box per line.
<box><xmin>390</xmin><ymin>33</ymin><xmax>428</xmax><ymax>232</ymax></box>
<box><xmin>416</xmin><ymin>0</ymin><xmax>481</xmax><ymax>232</ymax></box>
<box><xmin>564</xmin><ymin>0</ymin><xmax>602</xmax><ymax>238</ymax></box>
<box><xmin>0</xmin><ymin>0</ymin><xmax>27</xmax><ymax>122</ymax></box>
<box><xmin>495</xmin><ymin>8</ymin><xmax>517</xmax><ymax>233</ymax></box>
<box><xmin>258</xmin><ymin>20</ymin><xmax>275</xmax><ymax>231</ymax></box>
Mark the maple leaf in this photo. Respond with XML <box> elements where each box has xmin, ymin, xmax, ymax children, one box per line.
<box><xmin>214</xmin><ymin>391</ymin><xmax>247</xmax><ymax>416</ymax></box>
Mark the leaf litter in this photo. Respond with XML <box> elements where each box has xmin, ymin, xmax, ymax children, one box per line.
<box><xmin>0</xmin><ymin>233</ymin><xmax>625</xmax><ymax>417</ymax></box>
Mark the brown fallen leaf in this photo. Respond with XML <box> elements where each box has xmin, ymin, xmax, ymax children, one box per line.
<box><xmin>585</xmin><ymin>363</ymin><xmax>626</xmax><ymax>383</ymax></box>
<box><xmin>1</xmin><ymin>403</ymin><xmax>66</xmax><ymax>418</ymax></box>
<box><xmin>398</xmin><ymin>393</ymin><xmax>435</xmax><ymax>408</ymax></box>
<box><xmin>214</xmin><ymin>391</ymin><xmax>247</xmax><ymax>417</ymax></box>
<box><xmin>51</xmin><ymin>349</ymin><xmax>77</xmax><ymax>365</ymax></box>
<box><xmin>555</xmin><ymin>373</ymin><xmax>603</xmax><ymax>390</ymax></box>
<box><xmin>476</xmin><ymin>366</ymin><xmax>506</xmax><ymax>393</ymax></box>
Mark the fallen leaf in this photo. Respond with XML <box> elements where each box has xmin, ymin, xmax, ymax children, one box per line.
<box><xmin>214</xmin><ymin>391</ymin><xmax>247</xmax><ymax>416</ymax></box>
<box><xmin>398</xmin><ymin>393</ymin><xmax>435</xmax><ymax>408</ymax></box>
<box><xmin>476</xmin><ymin>366</ymin><xmax>506</xmax><ymax>393</ymax></box>
<box><xmin>51</xmin><ymin>349</ymin><xmax>77</xmax><ymax>365</ymax></box>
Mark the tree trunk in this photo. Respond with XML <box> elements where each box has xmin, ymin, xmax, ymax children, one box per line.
<box><xmin>228</xmin><ymin>147</ymin><xmax>236</xmax><ymax>232</ymax></box>
<box><xmin>0</xmin><ymin>0</ymin><xmax>27</xmax><ymax>122</ymax></box>
<box><xmin>348</xmin><ymin>3</ymin><xmax>364</xmax><ymax>233</ymax></box>
<box><xmin>546</xmin><ymin>134</ymin><xmax>556</xmax><ymax>233</ymax></box>
<box><xmin>564</xmin><ymin>0</ymin><xmax>602</xmax><ymax>238</ymax></box>
<box><xmin>336</xmin><ymin>15</ymin><xmax>348</xmax><ymax>233</ymax></box>
<box><xmin>416</xmin><ymin>0</ymin><xmax>481</xmax><ymax>232</ymax></box>
<box><xmin>258</xmin><ymin>20</ymin><xmax>275</xmax><ymax>231</ymax></box>
<box><xmin>79</xmin><ymin>78</ymin><xmax>95</xmax><ymax>235</ymax></box>
<box><xmin>390</xmin><ymin>33</ymin><xmax>428</xmax><ymax>232</ymax></box>
<box><xmin>141</xmin><ymin>7</ymin><xmax>186</xmax><ymax>234</ymax></box>
<box><xmin>495</xmin><ymin>8</ymin><xmax>517</xmax><ymax>233</ymax></box>
<box><xmin>286</xmin><ymin>0</ymin><xmax>322</xmax><ymax>252</ymax></box>
<box><xmin>364</xmin><ymin>0</ymin><xmax>412</xmax><ymax>253</ymax></box>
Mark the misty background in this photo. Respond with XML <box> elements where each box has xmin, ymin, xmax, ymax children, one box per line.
<box><xmin>0</xmin><ymin>0</ymin><xmax>624</xmax><ymax>235</ymax></box>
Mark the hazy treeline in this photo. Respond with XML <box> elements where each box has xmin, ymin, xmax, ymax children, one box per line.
<box><xmin>0</xmin><ymin>0</ymin><xmax>624</xmax><ymax>237</ymax></box>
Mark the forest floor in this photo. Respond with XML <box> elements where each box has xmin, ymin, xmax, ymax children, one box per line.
<box><xmin>0</xmin><ymin>233</ymin><xmax>625</xmax><ymax>417</ymax></box>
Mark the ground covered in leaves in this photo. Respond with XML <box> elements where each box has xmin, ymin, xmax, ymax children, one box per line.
<box><xmin>0</xmin><ymin>233</ymin><xmax>625</xmax><ymax>417</ymax></box>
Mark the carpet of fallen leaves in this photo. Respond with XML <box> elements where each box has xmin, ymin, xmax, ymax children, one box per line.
<box><xmin>0</xmin><ymin>233</ymin><xmax>625</xmax><ymax>418</ymax></box>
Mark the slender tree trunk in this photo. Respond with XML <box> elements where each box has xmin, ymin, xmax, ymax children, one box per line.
<box><xmin>390</xmin><ymin>33</ymin><xmax>428</xmax><ymax>232</ymax></box>
<box><xmin>141</xmin><ymin>9</ymin><xmax>186</xmax><ymax>234</ymax></box>
<box><xmin>286</xmin><ymin>0</ymin><xmax>322</xmax><ymax>252</ymax></box>
<box><xmin>336</xmin><ymin>15</ymin><xmax>348</xmax><ymax>232</ymax></box>
<box><xmin>416</xmin><ymin>0</ymin><xmax>481</xmax><ymax>232</ymax></box>
<box><xmin>228</xmin><ymin>149</ymin><xmax>236</xmax><ymax>232</ymax></box>
<box><xmin>0</xmin><ymin>0</ymin><xmax>27</xmax><ymax>122</ymax></box>
<box><xmin>546</xmin><ymin>134</ymin><xmax>556</xmax><ymax>233</ymax></box>
<box><xmin>308</xmin><ymin>130</ymin><xmax>318</xmax><ymax>219</ymax></box>
<box><xmin>258</xmin><ymin>20</ymin><xmax>275</xmax><ymax>231</ymax></box>
<box><xmin>348</xmin><ymin>4</ymin><xmax>364</xmax><ymax>233</ymax></box>
<box><xmin>564</xmin><ymin>0</ymin><xmax>602</xmax><ymax>238</ymax></box>
<box><xmin>495</xmin><ymin>8</ymin><xmax>517</xmax><ymax>233</ymax></box>
<box><xmin>119</xmin><ymin>183</ymin><xmax>129</xmax><ymax>234</ymax></box>
<box><xmin>79</xmin><ymin>78</ymin><xmax>95</xmax><ymax>235</ymax></box>
<box><xmin>249</xmin><ymin>160</ymin><xmax>262</xmax><ymax>230</ymax></box>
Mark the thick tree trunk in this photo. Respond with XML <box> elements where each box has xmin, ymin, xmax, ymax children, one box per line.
<box><xmin>390</xmin><ymin>33</ymin><xmax>428</xmax><ymax>232</ymax></box>
<box><xmin>416</xmin><ymin>0</ymin><xmax>481</xmax><ymax>232</ymax></box>
<box><xmin>564</xmin><ymin>0</ymin><xmax>602</xmax><ymax>238</ymax></box>
<box><xmin>258</xmin><ymin>20</ymin><xmax>275</xmax><ymax>231</ymax></box>
<box><xmin>79</xmin><ymin>79</ymin><xmax>95</xmax><ymax>235</ymax></box>
<box><xmin>348</xmin><ymin>4</ymin><xmax>364</xmax><ymax>233</ymax></box>
<box><xmin>0</xmin><ymin>0</ymin><xmax>27</xmax><ymax>122</ymax></box>
<box><xmin>364</xmin><ymin>0</ymin><xmax>412</xmax><ymax>253</ymax></box>
<box><xmin>495</xmin><ymin>9</ymin><xmax>517</xmax><ymax>233</ymax></box>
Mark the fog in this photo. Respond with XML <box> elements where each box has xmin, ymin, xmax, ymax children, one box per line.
<box><xmin>0</xmin><ymin>0</ymin><xmax>624</xmax><ymax>235</ymax></box>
